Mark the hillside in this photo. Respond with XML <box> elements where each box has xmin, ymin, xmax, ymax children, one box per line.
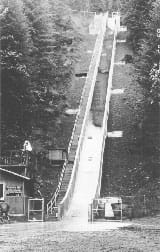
<box><xmin>101</xmin><ymin>30</ymin><xmax>160</xmax><ymax>216</ymax></box>
<box><xmin>32</xmin><ymin>12</ymin><xmax>97</xmax><ymax>202</ymax></box>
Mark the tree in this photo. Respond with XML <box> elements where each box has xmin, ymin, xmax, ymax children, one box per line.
<box><xmin>66</xmin><ymin>0</ymin><xmax>89</xmax><ymax>11</ymax></box>
<box><xmin>90</xmin><ymin>0</ymin><xmax>108</xmax><ymax>12</ymax></box>
<box><xmin>132</xmin><ymin>0</ymin><xmax>160</xmax><ymax>103</ymax></box>
<box><xmin>124</xmin><ymin>0</ymin><xmax>155</xmax><ymax>52</ymax></box>
<box><xmin>1</xmin><ymin>0</ymin><xmax>81</xmax><ymax>150</ymax></box>
<box><xmin>123</xmin><ymin>0</ymin><xmax>160</xmax><ymax>105</ymax></box>
<box><xmin>1</xmin><ymin>0</ymin><xmax>34</xmax><ymax>149</ymax></box>
<box><xmin>146</xmin><ymin>0</ymin><xmax>160</xmax><ymax>104</ymax></box>
<box><xmin>23</xmin><ymin>0</ymin><xmax>79</xmax><ymax>129</ymax></box>
<box><xmin>149</xmin><ymin>65</ymin><xmax>160</xmax><ymax>104</ymax></box>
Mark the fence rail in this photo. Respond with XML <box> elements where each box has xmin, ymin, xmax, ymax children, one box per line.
<box><xmin>89</xmin><ymin>195</ymin><xmax>160</xmax><ymax>221</ymax></box>
<box><xmin>122</xmin><ymin>195</ymin><xmax>160</xmax><ymax>218</ymax></box>
<box><xmin>0</xmin><ymin>150</ymin><xmax>29</xmax><ymax>166</ymax></box>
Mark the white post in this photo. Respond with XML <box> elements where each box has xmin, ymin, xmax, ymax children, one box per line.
<box><xmin>121</xmin><ymin>201</ymin><xmax>123</xmax><ymax>222</ymax></box>
<box><xmin>28</xmin><ymin>199</ymin><xmax>30</xmax><ymax>221</ymax></box>
<box><xmin>51</xmin><ymin>200</ymin><xmax>53</xmax><ymax>215</ymax></box>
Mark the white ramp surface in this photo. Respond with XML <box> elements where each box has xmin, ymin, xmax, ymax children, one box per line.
<box><xmin>66</xmin><ymin>114</ymin><xmax>103</xmax><ymax>222</ymax></box>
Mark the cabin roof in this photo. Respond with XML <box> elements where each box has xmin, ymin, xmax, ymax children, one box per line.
<box><xmin>0</xmin><ymin>167</ymin><xmax>30</xmax><ymax>180</ymax></box>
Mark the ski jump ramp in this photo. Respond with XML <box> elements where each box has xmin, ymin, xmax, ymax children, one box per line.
<box><xmin>66</xmin><ymin>113</ymin><xmax>104</xmax><ymax>221</ymax></box>
<box><xmin>47</xmin><ymin>13</ymin><xmax>119</xmax><ymax>221</ymax></box>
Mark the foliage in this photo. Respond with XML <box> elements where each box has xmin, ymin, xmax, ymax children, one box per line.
<box><xmin>1</xmin><ymin>0</ymin><xmax>80</xmax><ymax>149</ymax></box>
<box><xmin>123</xmin><ymin>0</ymin><xmax>160</xmax><ymax>192</ymax></box>
<box><xmin>90</xmin><ymin>0</ymin><xmax>108</xmax><ymax>12</ymax></box>
<box><xmin>124</xmin><ymin>0</ymin><xmax>160</xmax><ymax>105</ymax></box>
<box><xmin>149</xmin><ymin>64</ymin><xmax>160</xmax><ymax>104</ymax></box>
<box><xmin>66</xmin><ymin>0</ymin><xmax>89</xmax><ymax>11</ymax></box>
<box><xmin>124</xmin><ymin>0</ymin><xmax>154</xmax><ymax>52</ymax></box>
<box><xmin>66</xmin><ymin>0</ymin><xmax>108</xmax><ymax>13</ymax></box>
<box><xmin>1</xmin><ymin>0</ymin><xmax>34</xmax><ymax>148</ymax></box>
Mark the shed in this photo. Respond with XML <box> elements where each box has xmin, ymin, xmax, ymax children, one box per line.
<box><xmin>46</xmin><ymin>148</ymin><xmax>67</xmax><ymax>167</ymax></box>
<box><xmin>0</xmin><ymin>167</ymin><xmax>32</xmax><ymax>216</ymax></box>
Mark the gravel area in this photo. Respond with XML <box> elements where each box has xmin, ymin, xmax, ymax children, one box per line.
<box><xmin>1</xmin><ymin>217</ymin><xmax>160</xmax><ymax>251</ymax></box>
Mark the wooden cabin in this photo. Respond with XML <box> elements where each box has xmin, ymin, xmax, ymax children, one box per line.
<box><xmin>0</xmin><ymin>150</ymin><xmax>32</xmax><ymax>216</ymax></box>
<box><xmin>46</xmin><ymin>148</ymin><xmax>67</xmax><ymax>167</ymax></box>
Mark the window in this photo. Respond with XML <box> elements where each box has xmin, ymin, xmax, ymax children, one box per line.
<box><xmin>0</xmin><ymin>184</ymin><xmax>4</xmax><ymax>200</ymax></box>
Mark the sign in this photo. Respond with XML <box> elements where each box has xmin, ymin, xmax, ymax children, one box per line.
<box><xmin>6</xmin><ymin>185</ymin><xmax>22</xmax><ymax>196</ymax></box>
<box><xmin>157</xmin><ymin>28</ymin><xmax>160</xmax><ymax>38</ymax></box>
<box><xmin>6</xmin><ymin>186</ymin><xmax>22</xmax><ymax>190</ymax></box>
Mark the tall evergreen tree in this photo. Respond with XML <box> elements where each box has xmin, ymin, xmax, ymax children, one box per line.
<box><xmin>1</xmin><ymin>0</ymin><xmax>34</xmax><ymax>148</ymax></box>
<box><xmin>124</xmin><ymin>0</ymin><xmax>155</xmax><ymax>52</ymax></box>
<box><xmin>125</xmin><ymin>0</ymin><xmax>160</xmax><ymax>104</ymax></box>
<box><xmin>23</xmin><ymin>0</ymin><xmax>79</xmax><ymax>128</ymax></box>
<box><xmin>145</xmin><ymin>0</ymin><xmax>160</xmax><ymax>104</ymax></box>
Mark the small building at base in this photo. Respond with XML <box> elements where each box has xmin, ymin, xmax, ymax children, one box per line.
<box><xmin>0</xmin><ymin>167</ymin><xmax>32</xmax><ymax>216</ymax></box>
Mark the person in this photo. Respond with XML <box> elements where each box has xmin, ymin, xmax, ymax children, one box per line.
<box><xmin>22</xmin><ymin>140</ymin><xmax>32</xmax><ymax>152</ymax></box>
<box><xmin>0</xmin><ymin>201</ymin><xmax>10</xmax><ymax>223</ymax></box>
<box><xmin>105</xmin><ymin>201</ymin><xmax>114</xmax><ymax>218</ymax></box>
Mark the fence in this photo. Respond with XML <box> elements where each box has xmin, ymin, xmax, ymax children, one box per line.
<box><xmin>89</xmin><ymin>195</ymin><xmax>160</xmax><ymax>221</ymax></box>
<box><xmin>0</xmin><ymin>150</ymin><xmax>29</xmax><ymax>166</ymax></box>
<box><xmin>72</xmin><ymin>10</ymin><xmax>96</xmax><ymax>17</ymax></box>
<box><xmin>28</xmin><ymin>198</ymin><xmax>44</xmax><ymax>222</ymax></box>
<box><xmin>89</xmin><ymin>197</ymin><xmax>122</xmax><ymax>222</ymax></box>
<box><xmin>122</xmin><ymin>195</ymin><xmax>160</xmax><ymax>218</ymax></box>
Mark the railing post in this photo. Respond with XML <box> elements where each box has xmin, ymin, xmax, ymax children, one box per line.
<box><xmin>55</xmin><ymin>195</ymin><xmax>57</xmax><ymax>207</ymax></box>
<box><xmin>144</xmin><ymin>194</ymin><xmax>147</xmax><ymax>215</ymax></box>
<box><xmin>51</xmin><ymin>200</ymin><xmax>53</xmax><ymax>215</ymax></box>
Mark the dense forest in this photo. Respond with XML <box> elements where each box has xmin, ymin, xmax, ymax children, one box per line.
<box><xmin>0</xmin><ymin>0</ymin><xmax>160</xmax><ymax>197</ymax></box>
<box><xmin>122</xmin><ymin>0</ymin><xmax>160</xmax><ymax>105</ymax></box>
<box><xmin>120</xmin><ymin>0</ymin><xmax>160</xmax><ymax>190</ymax></box>
<box><xmin>0</xmin><ymin>0</ymin><xmax>80</xmax><ymax>150</ymax></box>
<box><xmin>0</xmin><ymin>0</ymin><xmax>112</xmax><ymax>151</ymax></box>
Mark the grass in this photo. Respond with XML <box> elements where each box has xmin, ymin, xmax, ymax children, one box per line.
<box><xmin>101</xmin><ymin>33</ymin><xmax>160</xmax><ymax>209</ymax></box>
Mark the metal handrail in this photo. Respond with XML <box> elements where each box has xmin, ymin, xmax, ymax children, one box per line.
<box><xmin>47</xmin><ymin>160</ymin><xmax>67</xmax><ymax>214</ymax></box>
<box><xmin>0</xmin><ymin>151</ymin><xmax>29</xmax><ymax>166</ymax></box>
<box><xmin>47</xmin><ymin>78</ymin><xmax>88</xmax><ymax>215</ymax></box>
